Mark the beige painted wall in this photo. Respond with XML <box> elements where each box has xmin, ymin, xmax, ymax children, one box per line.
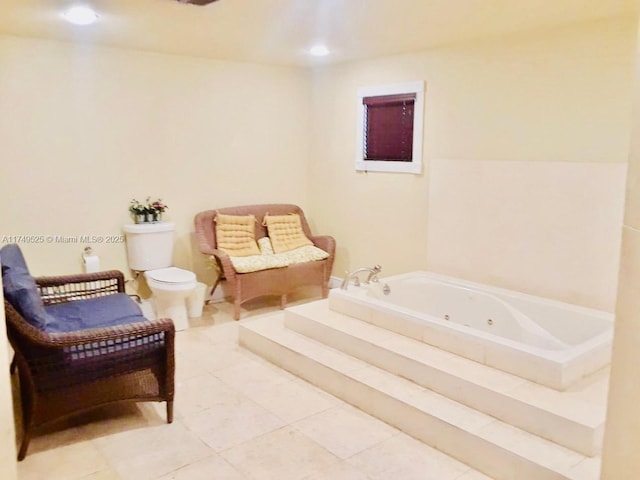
<box><xmin>308</xmin><ymin>16</ymin><xmax>636</xmax><ymax>311</ymax></box>
<box><xmin>601</xmin><ymin>15</ymin><xmax>640</xmax><ymax>478</ymax></box>
<box><xmin>0</xmin><ymin>36</ymin><xmax>310</xmax><ymax>286</ymax></box>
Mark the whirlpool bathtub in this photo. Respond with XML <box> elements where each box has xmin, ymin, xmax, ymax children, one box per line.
<box><xmin>329</xmin><ymin>271</ymin><xmax>613</xmax><ymax>390</ymax></box>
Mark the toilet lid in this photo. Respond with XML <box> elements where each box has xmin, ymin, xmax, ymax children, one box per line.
<box><xmin>146</xmin><ymin>267</ymin><xmax>196</xmax><ymax>284</ymax></box>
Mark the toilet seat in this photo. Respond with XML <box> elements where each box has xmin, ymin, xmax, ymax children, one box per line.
<box><xmin>146</xmin><ymin>267</ymin><xmax>196</xmax><ymax>285</ymax></box>
<box><xmin>145</xmin><ymin>268</ymin><xmax>197</xmax><ymax>294</ymax></box>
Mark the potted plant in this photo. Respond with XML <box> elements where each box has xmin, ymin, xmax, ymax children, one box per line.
<box><xmin>150</xmin><ymin>198</ymin><xmax>168</xmax><ymax>222</ymax></box>
<box><xmin>144</xmin><ymin>198</ymin><xmax>155</xmax><ymax>223</ymax></box>
<box><xmin>129</xmin><ymin>199</ymin><xmax>147</xmax><ymax>224</ymax></box>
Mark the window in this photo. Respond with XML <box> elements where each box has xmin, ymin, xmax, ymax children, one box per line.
<box><xmin>356</xmin><ymin>81</ymin><xmax>424</xmax><ymax>174</ymax></box>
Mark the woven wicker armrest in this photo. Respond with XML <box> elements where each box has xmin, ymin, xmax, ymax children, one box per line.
<box><xmin>210</xmin><ymin>248</ymin><xmax>237</xmax><ymax>281</ymax></box>
<box><xmin>46</xmin><ymin>317</ymin><xmax>175</xmax><ymax>348</ymax></box>
<box><xmin>35</xmin><ymin>270</ymin><xmax>125</xmax><ymax>305</ymax></box>
<box><xmin>309</xmin><ymin>235</ymin><xmax>336</xmax><ymax>255</ymax></box>
<box><xmin>5</xmin><ymin>301</ymin><xmax>174</xmax><ymax>349</ymax></box>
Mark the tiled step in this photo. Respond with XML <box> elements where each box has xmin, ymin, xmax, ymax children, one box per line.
<box><xmin>239</xmin><ymin>314</ymin><xmax>599</xmax><ymax>480</ymax></box>
<box><xmin>284</xmin><ymin>300</ymin><xmax>607</xmax><ymax>457</ymax></box>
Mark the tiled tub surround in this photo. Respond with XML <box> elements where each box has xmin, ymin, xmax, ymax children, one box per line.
<box><xmin>425</xmin><ymin>159</ymin><xmax>627</xmax><ymax>313</ymax></box>
<box><xmin>330</xmin><ymin>272</ymin><xmax>613</xmax><ymax>391</ymax></box>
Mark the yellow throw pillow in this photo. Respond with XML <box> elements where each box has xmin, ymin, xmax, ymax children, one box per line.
<box><xmin>263</xmin><ymin>213</ymin><xmax>313</xmax><ymax>253</ymax></box>
<box><xmin>215</xmin><ymin>213</ymin><xmax>260</xmax><ymax>257</ymax></box>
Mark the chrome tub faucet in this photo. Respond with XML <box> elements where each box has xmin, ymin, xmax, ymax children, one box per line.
<box><xmin>340</xmin><ymin>264</ymin><xmax>382</xmax><ymax>290</ymax></box>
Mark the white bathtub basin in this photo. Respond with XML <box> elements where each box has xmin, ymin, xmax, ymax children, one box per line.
<box><xmin>329</xmin><ymin>271</ymin><xmax>613</xmax><ymax>390</ymax></box>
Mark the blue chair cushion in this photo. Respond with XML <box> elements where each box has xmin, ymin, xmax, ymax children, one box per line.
<box><xmin>44</xmin><ymin>293</ymin><xmax>147</xmax><ymax>333</ymax></box>
<box><xmin>1</xmin><ymin>244</ymin><xmax>55</xmax><ymax>331</ymax></box>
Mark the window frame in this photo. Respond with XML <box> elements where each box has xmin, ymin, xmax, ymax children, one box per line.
<box><xmin>355</xmin><ymin>81</ymin><xmax>424</xmax><ymax>174</ymax></box>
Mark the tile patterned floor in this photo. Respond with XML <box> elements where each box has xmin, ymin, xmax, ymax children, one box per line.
<box><xmin>14</xmin><ymin>293</ymin><xmax>493</xmax><ymax>480</ymax></box>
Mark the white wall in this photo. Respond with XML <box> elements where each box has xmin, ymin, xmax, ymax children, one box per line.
<box><xmin>308</xmin><ymin>16</ymin><xmax>636</xmax><ymax>311</ymax></box>
<box><xmin>0</xmin><ymin>36</ymin><xmax>310</xmax><ymax>284</ymax></box>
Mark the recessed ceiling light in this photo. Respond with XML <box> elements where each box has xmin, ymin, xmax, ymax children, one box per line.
<box><xmin>309</xmin><ymin>45</ymin><xmax>330</xmax><ymax>57</ymax></box>
<box><xmin>62</xmin><ymin>6</ymin><xmax>99</xmax><ymax>26</ymax></box>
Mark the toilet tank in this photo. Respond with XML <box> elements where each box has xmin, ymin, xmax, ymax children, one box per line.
<box><xmin>123</xmin><ymin>222</ymin><xmax>176</xmax><ymax>271</ymax></box>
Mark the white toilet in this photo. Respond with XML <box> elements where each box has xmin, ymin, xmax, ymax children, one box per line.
<box><xmin>123</xmin><ymin>222</ymin><xmax>197</xmax><ymax>331</ymax></box>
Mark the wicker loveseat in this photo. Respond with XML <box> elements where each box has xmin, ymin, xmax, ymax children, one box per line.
<box><xmin>194</xmin><ymin>204</ymin><xmax>336</xmax><ymax>320</ymax></box>
<box><xmin>1</xmin><ymin>244</ymin><xmax>175</xmax><ymax>460</ymax></box>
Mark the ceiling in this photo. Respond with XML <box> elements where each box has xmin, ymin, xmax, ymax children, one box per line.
<box><xmin>0</xmin><ymin>0</ymin><xmax>636</xmax><ymax>66</ymax></box>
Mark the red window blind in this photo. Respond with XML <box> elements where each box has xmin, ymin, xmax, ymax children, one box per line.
<box><xmin>363</xmin><ymin>93</ymin><xmax>416</xmax><ymax>162</ymax></box>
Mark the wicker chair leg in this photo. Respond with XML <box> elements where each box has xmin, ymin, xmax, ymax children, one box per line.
<box><xmin>17</xmin><ymin>425</ymin><xmax>32</xmax><ymax>461</ymax></box>
<box><xmin>206</xmin><ymin>276</ymin><xmax>221</xmax><ymax>305</ymax></box>
<box><xmin>280</xmin><ymin>294</ymin><xmax>287</xmax><ymax>310</ymax></box>
<box><xmin>10</xmin><ymin>354</ymin><xmax>17</xmax><ymax>375</ymax></box>
<box><xmin>166</xmin><ymin>400</ymin><xmax>174</xmax><ymax>423</ymax></box>
<box><xmin>233</xmin><ymin>300</ymin><xmax>241</xmax><ymax>321</ymax></box>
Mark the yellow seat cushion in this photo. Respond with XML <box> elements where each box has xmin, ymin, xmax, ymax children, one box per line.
<box><xmin>263</xmin><ymin>213</ymin><xmax>313</xmax><ymax>253</ymax></box>
<box><xmin>228</xmin><ymin>253</ymin><xmax>288</xmax><ymax>273</ymax></box>
<box><xmin>278</xmin><ymin>245</ymin><xmax>329</xmax><ymax>263</ymax></box>
<box><xmin>228</xmin><ymin>244</ymin><xmax>329</xmax><ymax>273</ymax></box>
<box><xmin>215</xmin><ymin>213</ymin><xmax>260</xmax><ymax>257</ymax></box>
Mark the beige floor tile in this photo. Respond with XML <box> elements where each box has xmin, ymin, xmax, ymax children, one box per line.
<box><xmin>293</xmin><ymin>404</ymin><xmax>398</xmax><ymax>459</ymax></box>
<box><xmin>75</xmin><ymin>403</ymin><xmax>164</xmax><ymax>440</ymax></box>
<box><xmin>156</xmin><ymin>453</ymin><xmax>248</xmax><ymax>480</ymax></box>
<box><xmin>175</xmin><ymin>372</ymin><xmax>246</xmax><ymax>418</ymax></box>
<box><xmin>183</xmin><ymin>303</ymin><xmax>223</xmax><ymax>328</ymax></box>
<box><xmin>184</xmin><ymin>340</ymin><xmax>261</xmax><ymax>375</ymax></box>
<box><xmin>300</xmin><ymin>461</ymin><xmax>373</xmax><ymax>480</ymax></box>
<box><xmin>347</xmin><ymin>434</ymin><xmax>470</xmax><ymax>480</ymax></box>
<box><xmin>20</xmin><ymin>402</ymin><xmax>163</xmax><ymax>458</ymax></box>
<box><xmin>182</xmin><ymin>397</ymin><xmax>285</xmax><ymax>452</ymax></box>
<box><xmin>21</xmin><ymin>423</ymin><xmax>91</xmax><ymax>457</ymax></box>
<box><xmin>175</xmin><ymin>351</ymin><xmax>211</xmax><ymax>382</ymax></box>
<box><xmin>18</xmin><ymin>441</ymin><xmax>112</xmax><ymax>480</ymax></box>
<box><xmin>213</xmin><ymin>357</ymin><xmax>297</xmax><ymax>395</ymax></box>
<box><xmin>200</xmin><ymin>321</ymin><xmax>240</xmax><ymax>344</ymax></box>
<box><xmin>249</xmin><ymin>377</ymin><xmax>339</xmax><ymax>423</ymax></box>
<box><xmin>93</xmin><ymin>421</ymin><xmax>212</xmax><ymax>480</ymax></box>
<box><xmin>453</xmin><ymin>469</ymin><xmax>495</xmax><ymax>480</ymax></box>
<box><xmin>221</xmin><ymin>426</ymin><xmax>340</xmax><ymax>480</ymax></box>
<box><xmin>77</xmin><ymin>469</ymin><xmax>123</xmax><ymax>480</ymax></box>
<box><xmin>175</xmin><ymin>329</ymin><xmax>218</xmax><ymax>359</ymax></box>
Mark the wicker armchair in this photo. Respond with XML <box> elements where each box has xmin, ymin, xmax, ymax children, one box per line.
<box><xmin>194</xmin><ymin>204</ymin><xmax>336</xmax><ymax>320</ymax></box>
<box><xmin>3</xmin><ymin>265</ymin><xmax>175</xmax><ymax>460</ymax></box>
